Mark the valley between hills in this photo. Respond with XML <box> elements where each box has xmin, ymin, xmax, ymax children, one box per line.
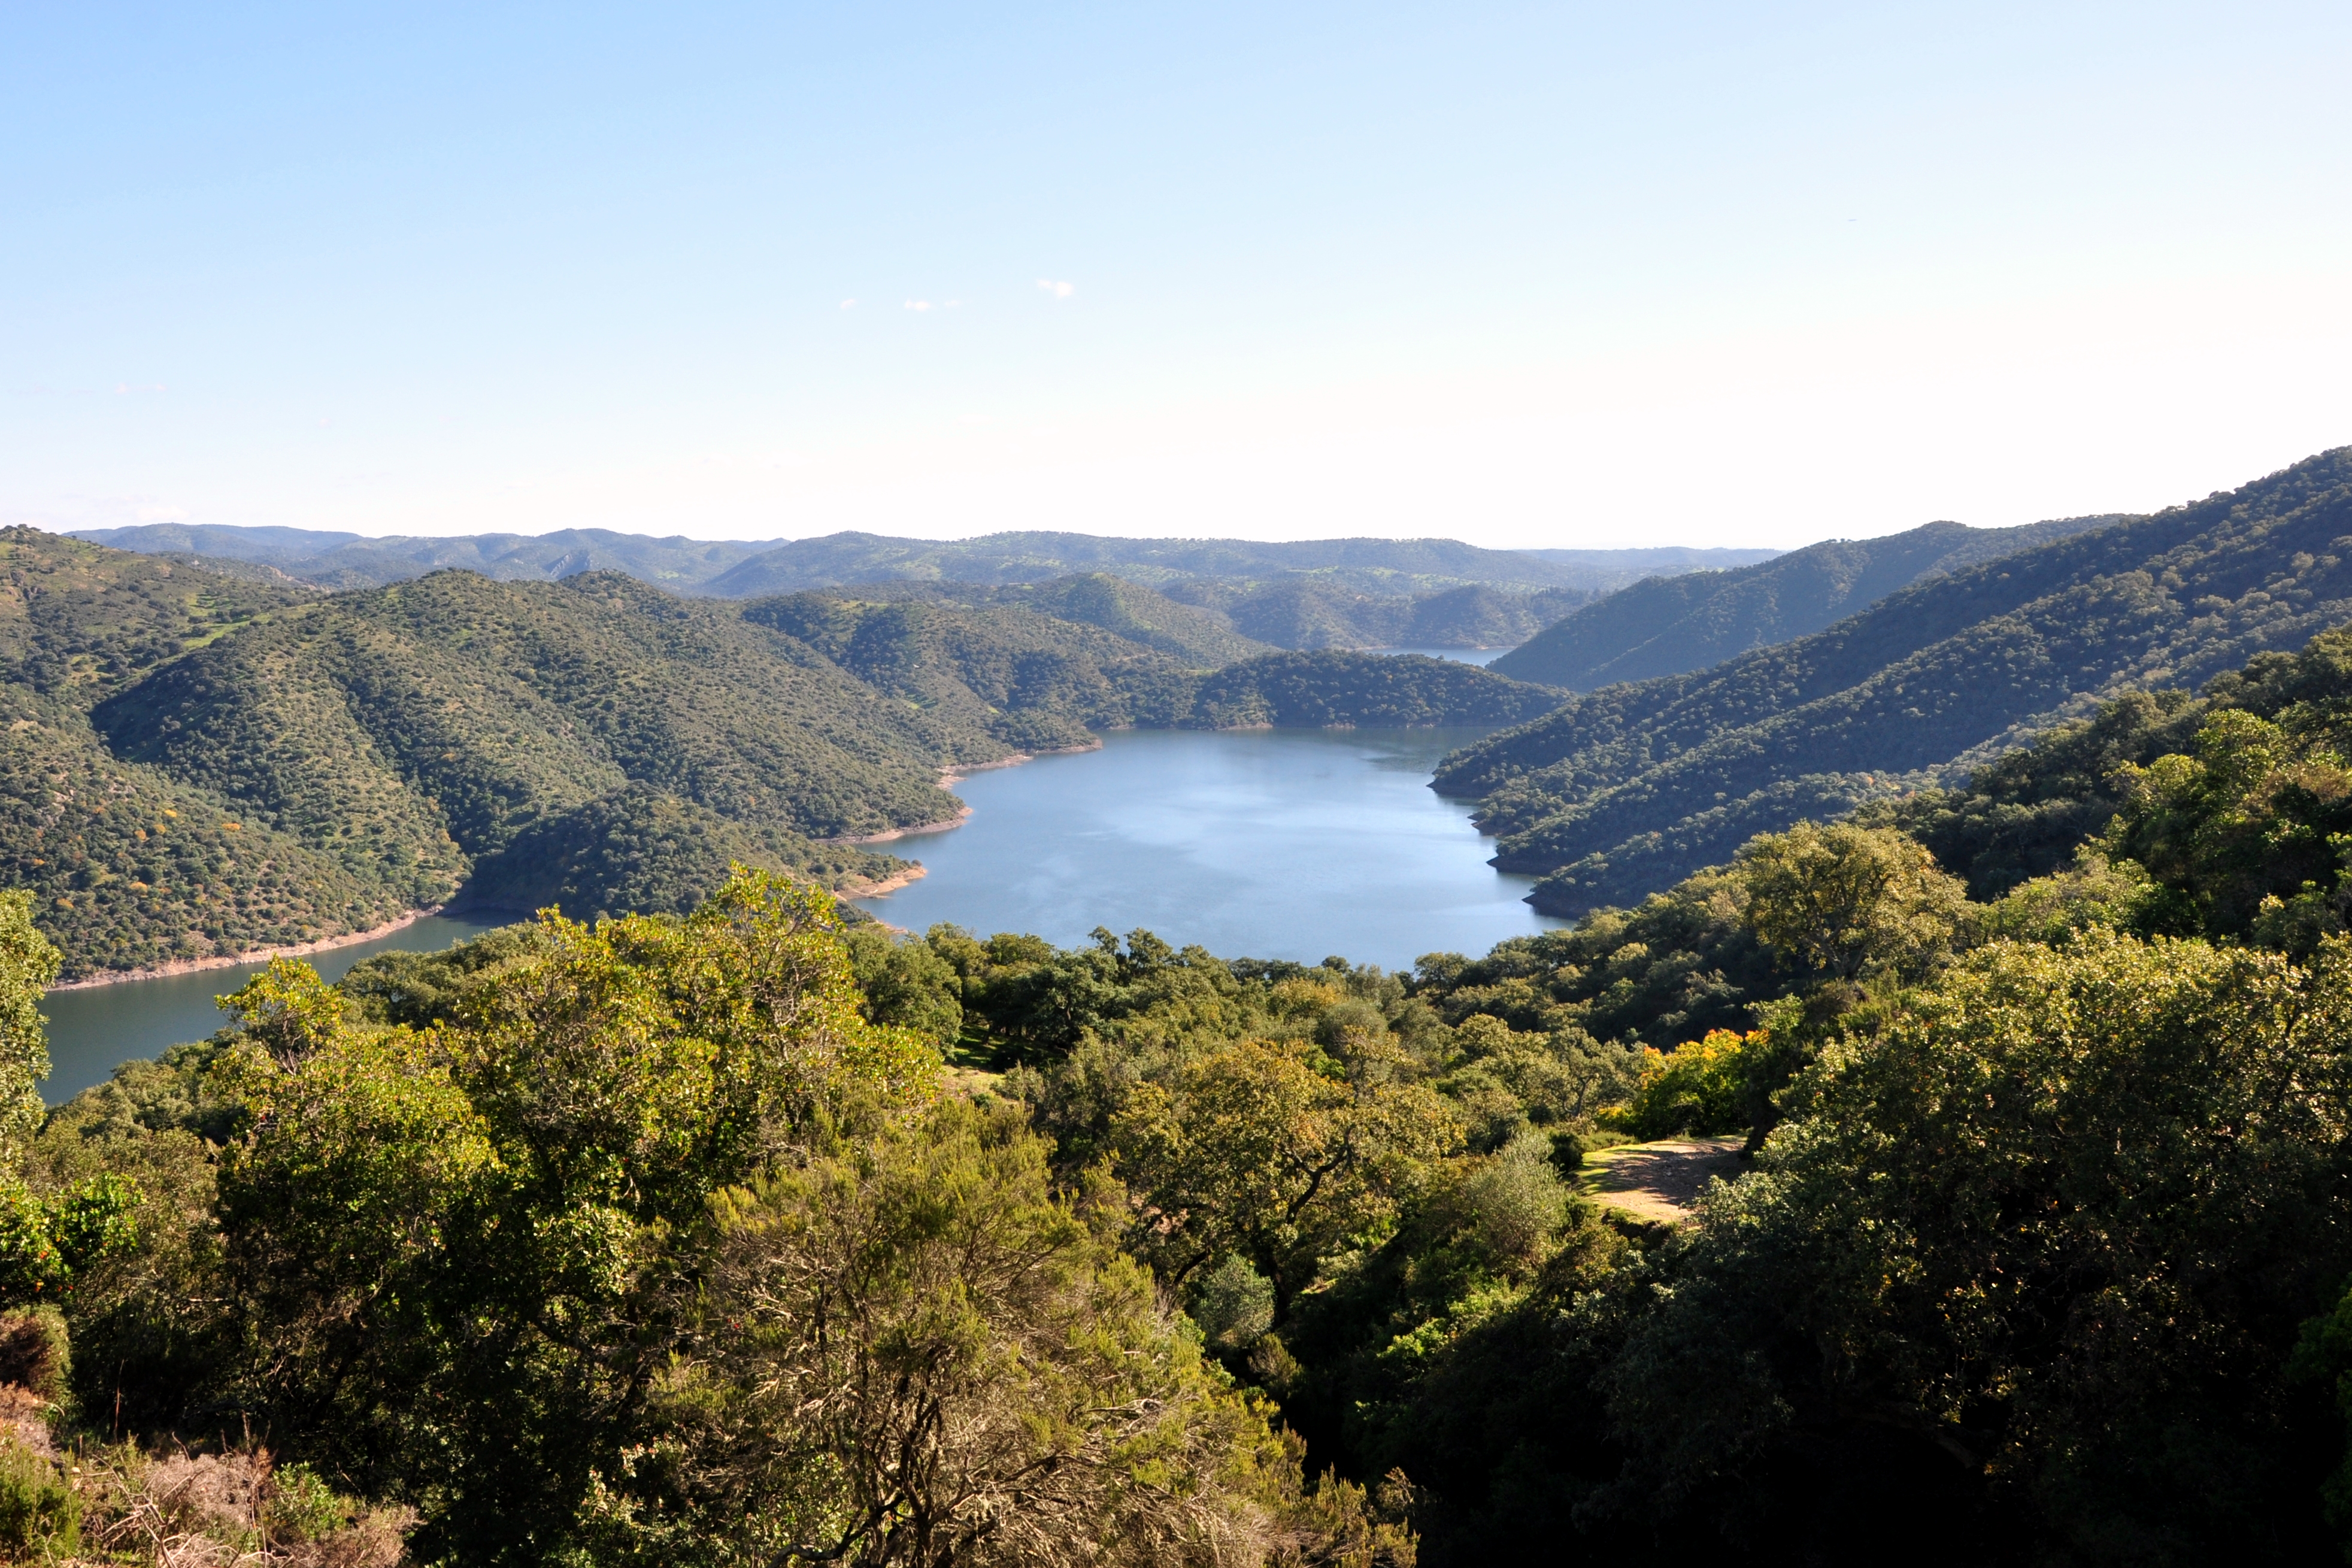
<box><xmin>19</xmin><ymin>446</ymin><xmax>2352</xmax><ymax>981</ymax></box>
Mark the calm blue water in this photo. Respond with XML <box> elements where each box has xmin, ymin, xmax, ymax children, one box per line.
<box><xmin>41</xmin><ymin>912</ymin><xmax>504</xmax><ymax>1103</ymax></box>
<box><xmin>40</xmin><ymin>720</ymin><xmax>1559</xmax><ymax>1103</ymax></box>
<box><xmin>851</xmin><ymin>726</ymin><xmax>1561</xmax><ymax>968</ymax></box>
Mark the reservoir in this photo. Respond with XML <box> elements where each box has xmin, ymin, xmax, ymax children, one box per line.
<box><xmin>851</xmin><ymin>726</ymin><xmax>1561</xmax><ymax>968</ymax></box>
<box><xmin>41</xmin><ymin>723</ymin><xmax>1559</xmax><ymax>1102</ymax></box>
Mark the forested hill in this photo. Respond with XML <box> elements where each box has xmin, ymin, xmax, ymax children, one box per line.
<box><xmin>811</xmin><ymin>573</ymin><xmax>1275</xmax><ymax>665</ymax></box>
<box><xmin>1433</xmin><ymin>445</ymin><xmax>2352</xmax><ymax>914</ymax></box>
<box><xmin>1490</xmin><ymin>513</ymin><xmax>2120</xmax><ymax>690</ymax></box>
<box><xmin>1</xmin><ymin>531</ymin><xmax>1560</xmax><ymax>976</ymax></box>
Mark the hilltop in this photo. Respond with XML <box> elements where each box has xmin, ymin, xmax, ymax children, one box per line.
<box><xmin>1433</xmin><ymin>446</ymin><xmax>2352</xmax><ymax>914</ymax></box>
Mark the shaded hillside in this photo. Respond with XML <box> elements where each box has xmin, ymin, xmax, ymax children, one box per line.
<box><xmin>1431</xmin><ymin>446</ymin><xmax>2352</xmax><ymax>914</ymax></box>
<box><xmin>1492</xmin><ymin>514</ymin><xmax>2120</xmax><ymax>689</ymax></box>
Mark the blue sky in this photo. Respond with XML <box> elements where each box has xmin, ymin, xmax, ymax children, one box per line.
<box><xmin>6</xmin><ymin>2</ymin><xmax>2350</xmax><ymax>548</ymax></box>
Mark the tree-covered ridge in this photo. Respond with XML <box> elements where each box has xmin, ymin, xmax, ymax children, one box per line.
<box><xmin>1491</xmin><ymin>512</ymin><xmax>2121</xmax><ymax>690</ymax></box>
<box><xmin>739</xmin><ymin>590</ymin><xmax>1205</xmax><ymax>751</ymax></box>
<box><xmin>1435</xmin><ymin>445</ymin><xmax>2352</xmax><ymax>914</ymax></box>
<box><xmin>82</xmin><ymin>519</ymin><xmax>1773</xmax><ymax>603</ymax></box>
<box><xmin>68</xmin><ymin>522</ymin><xmax>795</xmax><ymax>593</ymax></box>
<box><xmin>700</xmin><ymin>529</ymin><xmax>1721</xmax><ymax>597</ymax></box>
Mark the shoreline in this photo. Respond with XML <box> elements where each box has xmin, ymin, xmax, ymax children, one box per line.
<box><xmin>938</xmin><ymin>739</ymin><xmax>1101</xmax><ymax>787</ymax></box>
<box><xmin>826</xmin><ymin>740</ymin><xmax>1105</xmax><ymax>845</ymax></box>
<box><xmin>49</xmin><ymin>906</ymin><xmax>448</xmax><ymax>991</ymax></box>
<box><xmin>825</xmin><ymin>806</ymin><xmax>975</xmax><ymax>845</ymax></box>
<box><xmin>834</xmin><ymin>864</ymin><xmax>931</xmax><ymax>897</ymax></box>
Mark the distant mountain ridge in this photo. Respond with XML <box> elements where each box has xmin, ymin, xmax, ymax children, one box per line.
<box><xmin>74</xmin><ymin>521</ymin><xmax>1775</xmax><ymax>600</ymax></box>
<box><xmin>695</xmin><ymin>531</ymin><xmax>1777</xmax><ymax>598</ymax></box>
<box><xmin>69</xmin><ymin>524</ymin><xmax>787</xmax><ymax>593</ymax></box>
<box><xmin>1492</xmin><ymin>515</ymin><xmax>2123</xmax><ymax>689</ymax></box>
<box><xmin>1433</xmin><ymin>445</ymin><xmax>2352</xmax><ymax>916</ymax></box>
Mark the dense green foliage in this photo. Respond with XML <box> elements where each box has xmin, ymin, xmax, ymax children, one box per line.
<box><xmin>30</xmin><ymin>874</ymin><xmax>1413</xmax><ymax>1566</ymax></box>
<box><xmin>1493</xmin><ymin>514</ymin><xmax>2116</xmax><ymax>690</ymax></box>
<box><xmin>1438</xmin><ymin>445</ymin><xmax>2352</xmax><ymax>914</ymax></box>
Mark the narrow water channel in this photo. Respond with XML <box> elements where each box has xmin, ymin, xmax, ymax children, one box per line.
<box><xmin>41</xmin><ymin>913</ymin><xmax>505</xmax><ymax>1103</ymax></box>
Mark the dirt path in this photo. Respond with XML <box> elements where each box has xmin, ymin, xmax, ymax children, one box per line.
<box><xmin>1579</xmin><ymin>1136</ymin><xmax>1746</xmax><ymax>1224</ymax></box>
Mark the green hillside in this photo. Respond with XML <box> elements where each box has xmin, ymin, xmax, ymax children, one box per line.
<box><xmin>776</xmin><ymin>574</ymin><xmax>1272</xmax><ymax>668</ymax></box>
<box><xmin>739</xmin><ymin>590</ymin><xmax>1202</xmax><ymax>751</ymax></box>
<box><xmin>1433</xmin><ymin>446</ymin><xmax>2352</xmax><ymax>914</ymax></box>
<box><xmin>982</xmin><ymin>573</ymin><xmax>1273</xmax><ymax>663</ymax></box>
<box><xmin>0</xmin><ymin>530</ymin><xmax>440</xmax><ymax>977</ymax></box>
<box><xmin>701</xmin><ymin>529</ymin><xmax>1665</xmax><ymax>596</ymax></box>
<box><xmin>1491</xmin><ymin>514</ymin><xmax>2119</xmax><ymax>689</ymax></box>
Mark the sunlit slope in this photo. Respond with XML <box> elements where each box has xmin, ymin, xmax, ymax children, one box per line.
<box><xmin>1435</xmin><ymin>446</ymin><xmax>2352</xmax><ymax>914</ymax></box>
<box><xmin>0</xmin><ymin>530</ymin><xmax>441</xmax><ymax>975</ymax></box>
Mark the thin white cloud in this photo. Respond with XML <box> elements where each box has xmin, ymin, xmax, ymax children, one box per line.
<box><xmin>904</xmin><ymin>299</ymin><xmax>931</xmax><ymax>312</ymax></box>
<box><xmin>838</xmin><ymin>298</ymin><xmax>857</xmax><ymax>310</ymax></box>
<box><xmin>1035</xmin><ymin>279</ymin><xmax>1074</xmax><ymax>299</ymax></box>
